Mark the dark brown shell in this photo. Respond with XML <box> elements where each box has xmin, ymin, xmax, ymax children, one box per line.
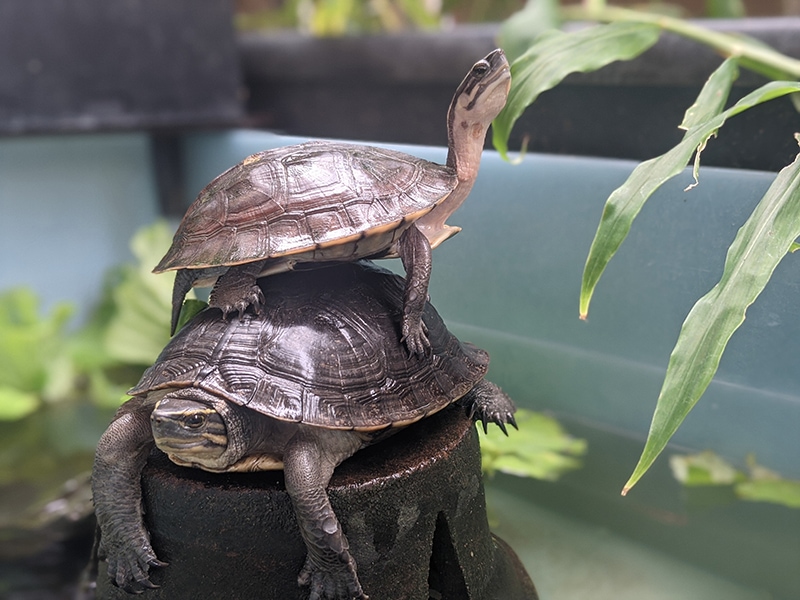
<box><xmin>154</xmin><ymin>142</ymin><xmax>458</xmax><ymax>272</ymax></box>
<box><xmin>130</xmin><ymin>262</ymin><xmax>488</xmax><ymax>430</ymax></box>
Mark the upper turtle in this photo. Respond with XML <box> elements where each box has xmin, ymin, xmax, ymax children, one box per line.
<box><xmin>154</xmin><ymin>49</ymin><xmax>511</xmax><ymax>355</ymax></box>
<box><xmin>132</xmin><ymin>261</ymin><xmax>490</xmax><ymax>431</ymax></box>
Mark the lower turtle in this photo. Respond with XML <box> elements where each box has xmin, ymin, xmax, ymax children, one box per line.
<box><xmin>92</xmin><ymin>261</ymin><xmax>516</xmax><ymax>599</ymax></box>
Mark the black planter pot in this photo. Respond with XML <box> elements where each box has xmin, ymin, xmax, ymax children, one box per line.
<box><xmin>239</xmin><ymin>17</ymin><xmax>800</xmax><ymax>172</ymax></box>
<box><xmin>0</xmin><ymin>0</ymin><xmax>244</xmax><ymax>136</ymax></box>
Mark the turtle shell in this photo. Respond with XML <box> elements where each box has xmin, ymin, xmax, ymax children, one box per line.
<box><xmin>154</xmin><ymin>141</ymin><xmax>458</xmax><ymax>272</ymax></box>
<box><xmin>130</xmin><ymin>262</ymin><xmax>488</xmax><ymax>430</ymax></box>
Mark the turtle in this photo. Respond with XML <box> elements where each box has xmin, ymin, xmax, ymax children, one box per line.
<box><xmin>92</xmin><ymin>261</ymin><xmax>517</xmax><ymax>599</ymax></box>
<box><xmin>153</xmin><ymin>48</ymin><xmax>511</xmax><ymax>355</ymax></box>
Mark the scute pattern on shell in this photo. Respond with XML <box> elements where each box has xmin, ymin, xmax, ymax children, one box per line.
<box><xmin>154</xmin><ymin>142</ymin><xmax>458</xmax><ymax>272</ymax></box>
<box><xmin>129</xmin><ymin>263</ymin><xmax>489</xmax><ymax>430</ymax></box>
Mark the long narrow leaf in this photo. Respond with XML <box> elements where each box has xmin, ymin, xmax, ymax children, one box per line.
<box><xmin>492</xmin><ymin>22</ymin><xmax>661</xmax><ymax>159</ymax></box>
<box><xmin>623</xmin><ymin>139</ymin><xmax>800</xmax><ymax>494</ymax></box>
<box><xmin>580</xmin><ymin>80</ymin><xmax>800</xmax><ymax>318</ymax></box>
<box><xmin>679</xmin><ymin>58</ymin><xmax>739</xmax><ymax>131</ymax></box>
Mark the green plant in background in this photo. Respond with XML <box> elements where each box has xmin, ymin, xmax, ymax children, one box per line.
<box><xmin>479</xmin><ymin>408</ymin><xmax>586</xmax><ymax>480</ymax></box>
<box><xmin>236</xmin><ymin>0</ymin><xmax>440</xmax><ymax>34</ymax></box>
<box><xmin>671</xmin><ymin>451</ymin><xmax>800</xmax><ymax>509</ymax></box>
<box><xmin>103</xmin><ymin>220</ymin><xmax>204</xmax><ymax>367</ymax></box>
<box><xmin>0</xmin><ymin>290</ymin><xmax>74</xmax><ymax>419</ymax></box>
<box><xmin>0</xmin><ymin>221</ymin><xmax>201</xmax><ymax>420</ymax></box>
<box><xmin>494</xmin><ymin>0</ymin><xmax>800</xmax><ymax>494</ymax></box>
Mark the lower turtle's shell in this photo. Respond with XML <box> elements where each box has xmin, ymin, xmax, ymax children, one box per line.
<box><xmin>129</xmin><ymin>262</ymin><xmax>488</xmax><ymax>430</ymax></box>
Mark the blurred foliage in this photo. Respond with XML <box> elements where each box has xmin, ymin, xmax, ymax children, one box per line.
<box><xmin>0</xmin><ymin>221</ymin><xmax>183</xmax><ymax>420</ymax></box>
<box><xmin>234</xmin><ymin>0</ymin><xmax>794</xmax><ymax>35</ymax></box>
<box><xmin>0</xmin><ymin>290</ymin><xmax>73</xmax><ymax>419</ymax></box>
<box><xmin>479</xmin><ymin>409</ymin><xmax>586</xmax><ymax>481</ymax></box>
<box><xmin>103</xmin><ymin>221</ymin><xmax>178</xmax><ymax>366</ymax></box>
<box><xmin>670</xmin><ymin>451</ymin><xmax>800</xmax><ymax>509</ymax></box>
<box><xmin>236</xmin><ymin>0</ymin><xmax>442</xmax><ymax>34</ymax></box>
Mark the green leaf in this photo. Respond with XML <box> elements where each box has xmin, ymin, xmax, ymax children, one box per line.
<box><xmin>497</xmin><ymin>0</ymin><xmax>561</xmax><ymax>63</ymax></box>
<box><xmin>679</xmin><ymin>58</ymin><xmax>739</xmax><ymax>131</ymax></box>
<box><xmin>705</xmin><ymin>0</ymin><xmax>745</xmax><ymax>18</ymax></box>
<box><xmin>668</xmin><ymin>451</ymin><xmax>744</xmax><ymax>486</ymax></box>
<box><xmin>580</xmin><ymin>80</ymin><xmax>800</xmax><ymax>318</ymax></box>
<box><xmin>0</xmin><ymin>386</ymin><xmax>40</xmax><ymax>420</ymax></box>
<box><xmin>104</xmin><ymin>221</ymin><xmax>179</xmax><ymax>365</ymax></box>
<box><xmin>623</xmin><ymin>139</ymin><xmax>800</xmax><ymax>494</ymax></box>
<box><xmin>0</xmin><ymin>289</ymin><xmax>74</xmax><ymax>395</ymax></box>
<box><xmin>479</xmin><ymin>409</ymin><xmax>586</xmax><ymax>481</ymax></box>
<box><xmin>736</xmin><ymin>479</ymin><xmax>800</xmax><ymax>509</ymax></box>
<box><xmin>492</xmin><ymin>21</ymin><xmax>661</xmax><ymax>159</ymax></box>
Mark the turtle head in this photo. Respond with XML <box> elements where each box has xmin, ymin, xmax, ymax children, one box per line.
<box><xmin>151</xmin><ymin>389</ymin><xmax>252</xmax><ymax>472</ymax></box>
<box><xmin>446</xmin><ymin>49</ymin><xmax>511</xmax><ymax>180</ymax></box>
<box><xmin>415</xmin><ymin>50</ymin><xmax>510</xmax><ymax>243</ymax></box>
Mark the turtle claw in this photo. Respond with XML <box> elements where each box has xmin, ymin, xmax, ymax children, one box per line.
<box><xmin>466</xmin><ymin>380</ymin><xmax>518</xmax><ymax>436</ymax></box>
<box><xmin>209</xmin><ymin>262</ymin><xmax>267</xmax><ymax>320</ymax></box>
<box><xmin>213</xmin><ymin>283</ymin><xmax>265</xmax><ymax>321</ymax></box>
<box><xmin>101</xmin><ymin>539</ymin><xmax>165</xmax><ymax>594</ymax></box>
<box><xmin>401</xmin><ymin>317</ymin><xmax>430</xmax><ymax>357</ymax></box>
<box><xmin>298</xmin><ymin>555</ymin><xmax>369</xmax><ymax>600</ymax></box>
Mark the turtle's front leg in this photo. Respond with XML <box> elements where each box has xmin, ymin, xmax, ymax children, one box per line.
<box><xmin>209</xmin><ymin>260</ymin><xmax>267</xmax><ymax>318</ymax></box>
<box><xmin>397</xmin><ymin>224</ymin><xmax>432</xmax><ymax>356</ymax></box>
<box><xmin>92</xmin><ymin>397</ymin><xmax>167</xmax><ymax>592</ymax></box>
<box><xmin>283</xmin><ymin>427</ymin><xmax>368</xmax><ymax>600</ymax></box>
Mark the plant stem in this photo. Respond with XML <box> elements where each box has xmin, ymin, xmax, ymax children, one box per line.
<box><xmin>562</xmin><ymin>4</ymin><xmax>800</xmax><ymax>79</ymax></box>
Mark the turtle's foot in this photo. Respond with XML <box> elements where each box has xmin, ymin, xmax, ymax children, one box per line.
<box><xmin>298</xmin><ymin>553</ymin><xmax>369</xmax><ymax>600</ymax></box>
<box><xmin>99</xmin><ymin>539</ymin><xmax>167</xmax><ymax>593</ymax></box>
<box><xmin>466</xmin><ymin>380</ymin><xmax>518</xmax><ymax>435</ymax></box>
<box><xmin>209</xmin><ymin>263</ymin><xmax>266</xmax><ymax>319</ymax></box>
<box><xmin>401</xmin><ymin>315</ymin><xmax>430</xmax><ymax>357</ymax></box>
<box><xmin>210</xmin><ymin>283</ymin><xmax>265</xmax><ymax>319</ymax></box>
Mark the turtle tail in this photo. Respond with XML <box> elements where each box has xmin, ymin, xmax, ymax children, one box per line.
<box><xmin>170</xmin><ymin>269</ymin><xmax>197</xmax><ymax>336</ymax></box>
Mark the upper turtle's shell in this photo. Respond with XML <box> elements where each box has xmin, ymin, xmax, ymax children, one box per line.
<box><xmin>154</xmin><ymin>141</ymin><xmax>458</xmax><ymax>272</ymax></box>
<box><xmin>130</xmin><ymin>262</ymin><xmax>488</xmax><ymax>430</ymax></box>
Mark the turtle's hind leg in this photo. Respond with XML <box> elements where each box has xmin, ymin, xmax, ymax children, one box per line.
<box><xmin>284</xmin><ymin>427</ymin><xmax>368</xmax><ymax>600</ymax></box>
<box><xmin>209</xmin><ymin>261</ymin><xmax>267</xmax><ymax>320</ymax></box>
<box><xmin>463</xmin><ymin>379</ymin><xmax>518</xmax><ymax>435</ymax></box>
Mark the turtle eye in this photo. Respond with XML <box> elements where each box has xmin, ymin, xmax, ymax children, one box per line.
<box><xmin>184</xmin><ymin>413</ymin><xmax>206</xmax><ymax>429</ymax></box>
<box><xmin>472</xmin><ymin>61</ymin><xmax>489</xmax><ymax>77</ymax></box>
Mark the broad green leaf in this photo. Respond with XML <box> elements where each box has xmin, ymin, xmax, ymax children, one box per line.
<box><xmin>479</xmin><ymin>409</ymin><xmax>586</xmax><ymax>481</ymax></box>
<box><xmin>668</xmin><ymin>451</ymin><xmax>744</xmax><ymax>486</ymax></box>
<box><xmin>492</xmin><ymin>21</ymin><xmax>661</xmax><ymax>159</ymax></box>
<box><xmin>580</xmin><ymin>80</ymin><xmax>800</xmax><ymax>318</ymax></box>
<box><xmin>104</xmin><ymin>221</ymin><xmax>178</xmax><ymax>365</ymax></box>
<box><xmin>623</xmin><ymin>140</ymin><xmax>800</xmax><ymax>494</ymax></box>
<box><xmin>0</xmin><ymin>289</ymin><xmax>73</xmax><ymax>394</ymax></box>
<box><xmin>0</xmin><ymin>386</ymin><xmax>40</xmax><ymax>420</ymax></box>
<box><xmin>497</xmin><ymin>0</ymin><xmax>561</xmax><ymax>63</ymax></box>
<box><xmin>736</xmin><ymin>479</ymin><xmax>800</xmax><ymax>509</ymax></box>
